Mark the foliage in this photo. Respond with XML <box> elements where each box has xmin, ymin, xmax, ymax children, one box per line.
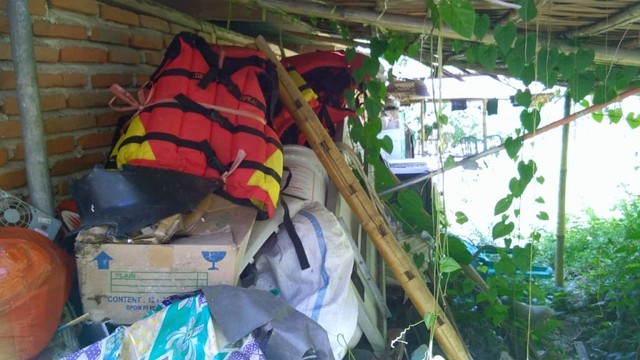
<box><xmin>535</xmin><ymin>194</ymin><xmax>640</xmax><ymax>353</ymax></box>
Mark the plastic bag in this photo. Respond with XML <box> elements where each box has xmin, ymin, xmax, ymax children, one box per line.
<box><xmin>0</xmin><ymin>227</ymin><xmax>73</xmax><ymax>360</ymax></box>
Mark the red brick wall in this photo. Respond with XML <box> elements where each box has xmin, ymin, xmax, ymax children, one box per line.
<box><xmin>0</xmin><ymin>0</ymin><xmax>232</xmax><ymax>206</ymax></box>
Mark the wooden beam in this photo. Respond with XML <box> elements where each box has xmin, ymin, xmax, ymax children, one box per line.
<box><xmin>255</xmin><ymin>0</ymin><xmax>640</xmax><ymax>67</ymax></box>
<box><xmin>563</xmin><ymin>2</ymin><xmax>640</xmax><ymax>38</ymax></box>
<box><xmin>154</xmin><ymin>0</ymin><xmax>265</xmax><ymax>22</ymax></box>
<box><xmin>101</xmin><ymin>0</ymin><xmax>297</xmax><ymax>56</ymax></box>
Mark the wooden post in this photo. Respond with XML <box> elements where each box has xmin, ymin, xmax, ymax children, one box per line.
<box><xmin>420</xmin><ymin>99</ymin><xmax>426</xmax><ymax>156</ymax></box>
<box><xmin>555</xmin><ymin>94</ymin><xmax>571</xmax><ymax>287</ymax></box>
<box><xmin>255</xmin><ymin>35</ymin><xmax>472</xmax><ymax>360</ymax></box>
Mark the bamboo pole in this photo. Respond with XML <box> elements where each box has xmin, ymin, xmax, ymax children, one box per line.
<box><xmin>555</xmin><ymin>95</ymin><xmax>571</xmax><ymax>287</ymax></box>
<box><xmin>254</xmin><ymin>35</ymin><xmax>472</xmax><ymax>360</ymax></box>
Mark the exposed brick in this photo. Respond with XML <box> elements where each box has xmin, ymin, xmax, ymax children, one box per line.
<box><xmin>0</xmin><ymin>16</ymin><xmax>8</xmax><ymax>34</ymax></box>
<box><xmin>2</xmin><ymin>93</ymin><xmax>66</xmax><ymax>115</ymax></box>
<box><xmin>0</xmin><ymin>43</ymin><xmax>11</xmax><ymax>60</ymax></box>
<box><xmin>139</xmin><ymin>15</ymin><xmax>169</xmax><ymax>32</ymax></box>
<box><xmin>0</xmin><ymin>120</ymin><xmax>21</xmax><ymax>138</ymax></box>
<box><xmin>135</xmin><ymin>73</ymin><xmax>151</xmax><ymax>86</ymax></box>
<box><xmin>163</xmin><ymin>34</ymin><xmax>173</xmax><ymax>48</ymax></box>
<box><xmin>50</xmin><ymin>151</ymin><xmax>105</xmax><ymax>176</ymax></box>
<box><xmin>145</xmin><ymin>51</ymin><xmax>164</xmax><ymax>66</ymax></box>
<box><xmin>78</xmin><ymin>131</ymin><xmax>114</xmax><ymax>149</ymax></box>
<box><xmin>91</xmin><ymin>73</ymin><xmax>132</xmax><ymax>88</ymax></box>
<box><xmin>96</xmin><ymin>111</ymin><xmax>125</xmax><ymax>127</ymax></box>
<box><xmin>54</xmin><ymin>181</ymin><xmax>69</xmax><ymax>196</ymax></box>
<box><xmin>169</xmin><ymin>23</ymin><xmax>192</xmax><ymax>34</ymax></box>
<box><xmin>62</xmin><ymin>73</ymin><xmax>88</xmax><ymax>87</ymax></box>
<box><xmin>67</xmin><ymin>91</ymin><xmax>112</xmax><ymax>108</ymax></box>
<box><xmin>37</xmin><ymin>73</ymin><xmax>64</xmax><ymax>88</ymax></box>
<box><xmin>99</xmin><ymin>4</ymin><xmax>139</xmax><ymax>26</ymax></box>
<box><xmin>34</xmin><ymin>46</ymin><xmax>60</xmax><ymax>62</ymax></box>
<box><xmin>130</xmin><ymin>33</ymin><xmax>163</xmax><ymax>50</ymax></box>
<box><xmin>0</xmin><ymin>71</ymin><xmax>15</xmax><ymax>89</ymax></box>
<box><xmin>41</xmin><ymin>93</ymin><xmax>67</xmax><ymax>111</ymax></box>
<box><xmin>44</xmin><ymin>115</ymin><xmax>96</xmax><ymax>134</ymax></box>
<box><xmin>89</xmin><ymin>27</ymin><xmax>130</xmax><ymax>45</ymax></box>
<box><xmin>32</xmin><ymin>21</ymin><xmax>87</xmax><ymax>40</ymax></box>
<box><xmin>60</xmin><ymin>46</ymin><xmax>107</xmax><ymax>63</ymax></box>
<box><xmin>29</xmin><ymin>0</ymin><xmax>46</xmax><ymax>16</ymax></box>
<box><xmin>0</xmin><ymin>168</ymin><xmax>27</xmax><ymax>189</ymax></box>
<box><xmin>198</xmin><ymin>32</ymin><xmax>214</xmax><ymax>43</ymax></box>
<box><xmin>14</xmin><ymin>135</ymin><xmax>74</xmax><ymax>159</ymax></box>
<box><xmin>0</xmin><ymin>147</ymin><xmax>8</xmax><ymax>165</ymax></box>
<box><xmin>50</xmin><ymin>0</ymin><xmax>99</xmax><ymax>15</ymax></box>
<box><xmin>1</xmin><ymin>72</ymin><xmax>85</xmax><ymax>89</ymax></box>
<box><xmin>108</xmin><ymin>48</ymin><xmax>140</xmax><ymax>64</ymax></box>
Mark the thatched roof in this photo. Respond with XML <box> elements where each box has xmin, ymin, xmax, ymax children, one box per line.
<box><xmin>152</xmin><ymin>0</ymin><xmax>640</xmax><ymax>71</ymax></box>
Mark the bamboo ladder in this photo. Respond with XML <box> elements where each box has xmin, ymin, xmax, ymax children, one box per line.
<box><xmin>254</xmin><ymin>36</ymin><xmax>472</xmax><ymax>360</ymax></box>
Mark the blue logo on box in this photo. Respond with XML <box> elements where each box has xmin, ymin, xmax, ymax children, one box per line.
<box><xmin>201</xmin><ymin>251</ymin><xmax>226</xmax><ymax>270</ymax></box>
<box><xmin>93</xmin><ymin>251</ymin><xmax>113</xmax><ymax>270</ymax></box>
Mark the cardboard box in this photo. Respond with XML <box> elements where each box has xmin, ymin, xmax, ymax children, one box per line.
<box><xmin>76</xmin><ymin>195</ymin><xmax>256</xmax><ymax>324</ymax></box>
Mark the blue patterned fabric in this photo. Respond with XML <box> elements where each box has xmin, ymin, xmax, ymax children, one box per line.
<box><xmin>63</xmin><ymin>291</ymin><xmax>266</xmax><ymax>360</ymax></box>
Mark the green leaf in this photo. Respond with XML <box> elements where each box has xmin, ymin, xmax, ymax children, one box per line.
<box><xmin>512</xmin><ymin>243</ymin><xmax>533</xmax><ymax>272</ymax></box>
<box><xmin>363</xmin><ymin>115</ymin><xmax>382</xmax><ymax>141</ymax></box>
<box><xmin>425</xmin><ymin>0</ymin><xmax>441</xmax><ymax>27</ymax></box>
<box><xmin>398</xmin><ymin>189</ymin><xmax>425</xmax><ymax>212</ymax></box>
<box><xmin>381</xmin><ymin>135</ymin><xmax>394</xmax><ymax>154</ymax></box>
<box><xmin>575</xmin><ymin>48</ymin><xmax>595</xmax><ymax>72</ymax></box>
<box><xmin>506</xmin><ymin>52</ymin><xmax>525</xmax><ymax>77</ymax></box>
<box><xmin>340</xmin><ymin>26</ymin><xmax>350</xmax><ymax>40</ymax></box>
<box><xmin>373</xmin><ymin>160</ymin><xmax>396</xmax><ymax>192</ymax></box>
<box><xmin>447</xmin><ymin>235</ymin><xmax>473</xmax><ymax>265</ymax></box>
<box><xmin>504</xmin><ymin>136</ymin><xmax>523</xmax><ymax>160</ymax></box>
<box><xmin>413</xmin><ymin>252</ymin><xmax>426</xmax><ymax>269</ymax></box>
<box><xmin>494</xmin><ymin>194</ymin><xmax>513</xmax><ymax>215</ymax></box>
<box><xmin>439</xmin><ymin>0</ymin><xmax>476</xmax><ymax>39</ymax></box>
<box><xmin>557</xmin><ymin>52</ymin><xmax>575</xmax><ymax>79</ymax></box>
<box><xmin>570</xmin><ymin>71</ymin><xmax>596</xmax><ymax>102</ymax></box>
<box><xmin>444</xmin><ymin>155</ymin><xmax>456</xmax><ymax>170</ymax></box>
<box><xmin>364</xmin><ymin>97</ymin><xmax>383</xmax><ymax>120</ymax></box>
<box><xmin>536</xmin><ymin>175</ymin><xmax>544</xmax><ymax>184</ymax></box>
<box><xmin>514</xmin><ymin>89</ymin><xmax>532</xmax><ymax>108</ymax></box>
<box><xmin>592</xmin><ymin>111</ymin><xmax>604</xmax><ymax>122</ymax></box>
<box><xmin>626</xmin><ymin>112</ymin><xmax>640</xmax><ymax>129</ymax></box>
<box><xmin>509</xmin><ymin>177</ymin><xmax>523</xmax><ymax>197</ymax></box>
<box><xmin>516</xmin><ymin>0</ymin><xmax>537</xmax><ymax>21</ymax></box>
<box><xmin>537</xmin><ymin>47</ymin><xmax>559</xmax><ymax>71</ymax></box>
<box><xmin>440</xmin><ymin>256</ymin><xmax>462</xmax><ymax>273</ymax></box>
<box><xmin>474</xmin><ymin>13</ymin><xmax>490</xmax><ymax>39</ymax></box>
<box><xmin>478</xmin><ymin>44</ymin><xmax>498</xmax><ymax>70</ymax></box>
<box><xmin>593</xmin><ymin>85</ymin><xmax>618</xmax><ymax>105</ymax></box>
<box><xmin>521</xmin><ymin>108</ymin><xmax>541</xmax><ymax>133</ymax></box>
<box><xmin>369</xmin><ymin>37</ymin><xmax>388</xmax><ymax>58</ymax></box>
<box><xmin>537</xmin><ymin>211</ymin><xmax>549</xmax><ymax>220</ymax></box>
<box><xmin>452</xmin><ymin>40</ymin><xmax>465</xmax><ymax>53</ymax></box>
<box><xmin>345</xmin><ymin>47</ymin><xmax>356</xmax><ymax>64</ymax></box>
<box><xmin>535</xmin><ymin>196</ymin><xmax>545</xmax><ymax>204</ymax></box>
<box><xmin>517</xmin><ymin>159</ymin><xmax>537</xmax><ymax>186</ymax></box>
<box><xmin>608</xmin><ymin>108</ymin><xmax>623</xmax><ymax>124</ymax></box>
<box><xmin>438</xmin><ymin>113</ymin><xmax>449</xmax><ymax>125</ymax></box>
<box><xmin>424</xmin><ymin>312</ymin><xmax>437</xmax><ymax>330</ymax></box>
<box><xmin>492</xmin><ymin>220</ymin><xmax>515</xmax><ymax>240</ymax></box>
<box><xmin>494</xmin><ymin>22</ymin><xmax>517</xmax><ymax>55</ymax></box>
<box><xmin>455</xmin><ymin>211</ymin><xmax>469</xmax><ymax>224</ymax></box>
<box><xmin>514</xmin><ymin>34</ymin><xmax>537</xmax><ymax>62</ymax></box>
<box><xmin>520</xmin><ymin>64</ymin><xmax>536</xmax><ymax>86</ymax></box>
<box><xmin>407</xmin><ymin>42</ymin><xmax>420</xmax><ymax>58</ymax></box>
<box><xmin>462</xmin><ymin>279</ymin><xmax>476</xmax><ymax>295</ymax></box>
<box><xmin>465</xmin><ymin>45</ymin><xmax>479</xmax><ymax>64</ymax></box>
<box><xmin>384</xmin><ymin>36</ymin><xmax>408</xmax><ymax>64</ymax></box>
<box><xmin>538</xmin><ymin>67</ymin><xmax>558</xmax><ymax>88</ymax></box>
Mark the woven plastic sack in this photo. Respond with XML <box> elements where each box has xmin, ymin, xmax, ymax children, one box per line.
<box><xmin>0</xmin><ymin>227</ymin><xmax>73</xmax><ymax>360</ymax></box>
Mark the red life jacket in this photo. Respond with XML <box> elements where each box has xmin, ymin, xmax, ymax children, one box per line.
<box><xmin>108</xmin><ymin>32</ymin><xmax>283</xmax><ymax>219</ymax></box>
<box><xmin>273</xmin><ymin>50</ymin><xmax>366</xmax><ymax>145</ymax></box>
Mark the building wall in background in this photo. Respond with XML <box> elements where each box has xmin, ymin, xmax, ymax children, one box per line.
<box><xmin>0</xmin><ymin>0</ymin><xmax>240</xmax><ymax>207</ymax></box>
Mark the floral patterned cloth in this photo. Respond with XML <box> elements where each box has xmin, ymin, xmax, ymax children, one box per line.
<box><xmin>63</xmin><ymin>291</ymin><xmax>266</xmax><ymax>360</ymax></box>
